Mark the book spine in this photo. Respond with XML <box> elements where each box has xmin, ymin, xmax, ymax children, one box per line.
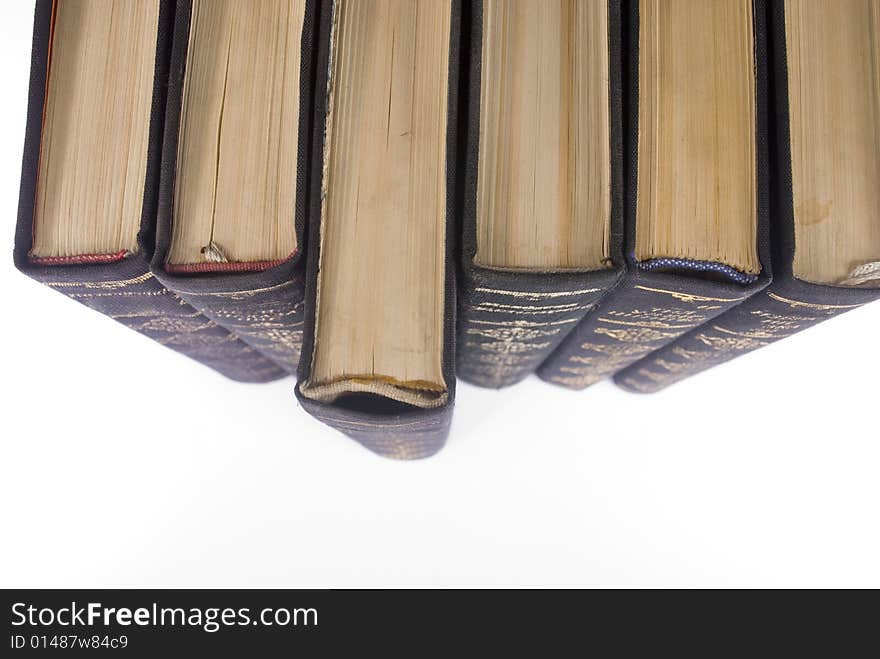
<box><xmin>613</xmin><ymin>280</ymin><xmax>879</xmax><ymax>393</ymax></box>
<box><xmin>296</xmin><ymin>397</ymin><xmax>453</xmax><ymax>460</ymax></box>
<box><xmin>536</xmin><ymin>272</ymin><xmax>758</xmax><ymax>390</ymax></box>
<box><xmin>457</xmin><ymin>270</ymin><xmax>621</xmax><ymax>388</ymax></box>
<box><xmin>24</xmin><ymin>261</ymin><xmax>286</xmax><ymax>383</ymax></box>
<box><xmin>155</xmin><ymin>273</ymin><xmax>306</xmax><ymax>375</ymax></box>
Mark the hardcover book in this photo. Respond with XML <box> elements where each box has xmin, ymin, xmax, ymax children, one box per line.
<box><xmin>149</xmin><ymin>0</ymin><xmax>317</xmax><ymax>376</ymax></box>
<box><xmin>613</xmin><ymin>0</ymin><xmax>880</xmax><ymax>393</ymax></box>
<box><xmin>295</xmin><ymin>0</ymin><xmax>461</xmax><ymax>459</ymax></box>
<box><xmin>15</xmin><ymin>0</ymin><xmax>285</xmax><ymax>383</ymax></box>
<box><xmin>456</xmin><ymin>0</ymin><xmax>625</xmax><ymax>389</ymax></box>
<box><xmin>537</xmin><ymin>0</ymin><xmax>771</xmax><ymax>390</ymax></box>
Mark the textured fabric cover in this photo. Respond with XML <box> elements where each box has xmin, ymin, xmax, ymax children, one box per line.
<box><xmin>15</xmin><ymin>0</ymin><xmax>284</xmax><ymax>383</ymax></box>
<box><xmin>614</xmin><ymin>278</ymin><xmax>879</xmax><ymax>393</ymax></box>
<box><xmin>538</xmin><ymin>269</ymin><xmax>763</xmax><ymax>389</ymax></box>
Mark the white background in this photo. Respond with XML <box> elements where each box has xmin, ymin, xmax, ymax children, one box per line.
<box><xmin>1</xmin><ymin>2</ymin><xmax>878</xmax><ymax>589</ymax></box>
